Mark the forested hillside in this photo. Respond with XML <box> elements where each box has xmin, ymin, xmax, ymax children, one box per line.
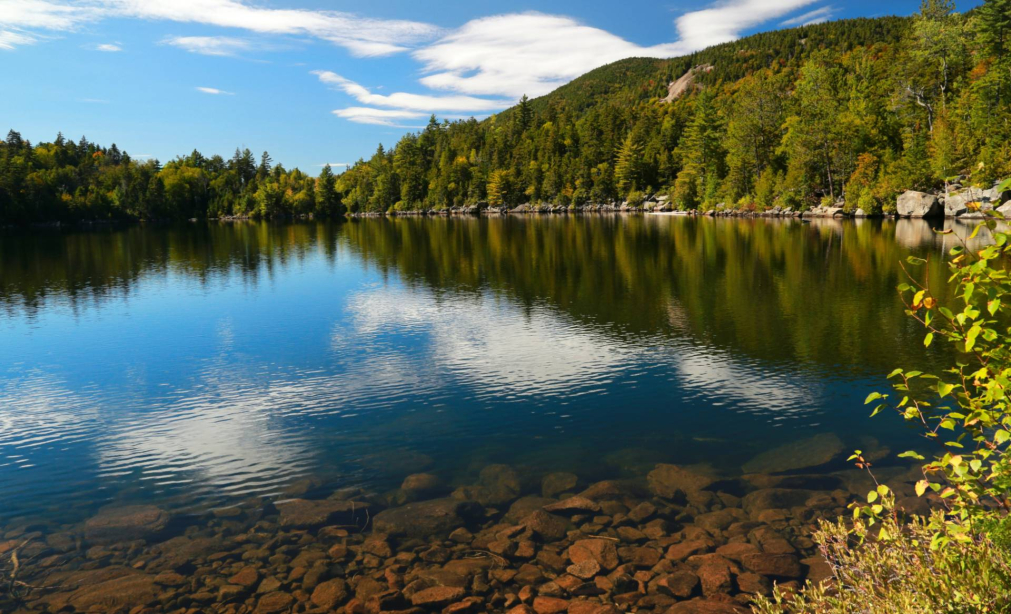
<box><xmin>2</xmin><ymin>0</ymin><xmax>1008</xmax><ymax>223</ymax></box>
<box><xmin>339</xmin><ymin>0</ymin><xmax>1010</xmax><ymax>215</ymax></box>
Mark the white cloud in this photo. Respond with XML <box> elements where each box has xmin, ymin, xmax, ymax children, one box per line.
<box><xmin>79</xmin><ymin>97</ymin><xmax>110</xmax><ymax>103</ymax></box>
<box><xmin>781</xmin><ymin>5</ymin><xmax>836</xmax><ymax>27</ymax></box>
<box><xmin>332</xmin><ymin>107</ymin><xmax>427</xmax><ymax>126</ymax></box>
<box><xmin>0</xmin><ymin>29</ymin><xmax>37</xmax><ymax>50</ymax></box>
<box><xmin>95</xmin><ymin>42</ymin><xmax>121</xmax><ymax>51</ymax></box>
<box><xmin>1</xmin><ymin>0</ymin><xmax>439</xmax><ymax>55</ymax></box>
<box><xmin>672</xmin><ymin>0</ymin><xmax>818</xmax><ymax>51</ymax></box>
<box><xmin>164</xmin><ymin>35</ymin><xmax>253</xmax><ymax>57</ymax></box>
<box><xmin>101</xmin><ymin>0</ymin><xmax>440</xmax><ymax>57</ymax></box>
<box><xmin>196</xmin><ymin>86</ymin><xmax>234</xmax><ymax>95</ymax></box>
<box><xmin>0</xmin><ymin>0</ymin><xmax>98</xmax><ymax>30</ymax></box>
<box><xmin>312</xmin><ymin>70</ymin><xmax>509</xmax><ymax>113</ymax></box>
<box><xmin>319</xmin><ymin>162</ymin><xmax>350</xmax><ymax>167</ymax></box>
<box><xmin>0</xmin><ymin>0</ymin><xmax>102</xmax><ymax>49</ymax></box>
<box><xmin>414</xmin><ymin>2</ymin><xmax>818</xmax><ymax>98</ymax></box>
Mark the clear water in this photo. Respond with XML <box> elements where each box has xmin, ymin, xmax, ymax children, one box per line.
<box><xmin>0</xmin><ymin>215</ymin><xmax>972</xmax><ymax>527</ymax></box>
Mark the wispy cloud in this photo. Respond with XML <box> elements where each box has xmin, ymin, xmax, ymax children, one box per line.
<box><xmin>79</xmin><ymin>98</ymin><xmax>111</xmax><ymax>103</ymax></box>
<box><xmin>0</xmin><ymin>29</ymin><xmax>38</xmax><ymax>50</ymax></box>
<box><xmin>0</xmin><ymin>0</ymin><xmax>102</xmax><ymax>49</ymax></box>
<box><xmin>95</xmin><ymin>42</ymin><xmax>121</xmax><ymax>51</ymax></box>
<box><xmin>1</xmin><ymin>0</ymin><xmax>440</xmax><ymax>55</ymax></box>
<box><xmin>332</xmin><ymin>107</ymin><xmax>427</xmax><ymax>126</ymax></box>
<box><xmin>196</xmin><ymin>86</ymin><xmax>234</xmax><ymax>95</ymax></box>
<box><xmin>781</xmin><ymin>5</ymin><xmax>836</xmax><ymax>27</ymax></box>
<box><xmin>101</xmin><ymin>0</ymin><xmax>440</xmax><ymax>57</ymax></box>
<box><xmin>414</xmin><ymin>2</ymin><xmax>818</xmax><ymax>98</ymax></box>
<box><xmin>313</xmin><ymin>70</ymin><xmax>509</xmax><ymax>113</ymax></box>
<box><xmin>164</xmin><ymin>35</ymin><xmax>254</xmax><ymax>57</ymax></box>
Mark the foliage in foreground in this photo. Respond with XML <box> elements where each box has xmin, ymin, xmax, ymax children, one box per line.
<box><xmin>752</xmin><ymin>206</ymin><xmax>1011</xmax><ymax>611</ymax></box>
<box><xmin>752</xmin><ymin>513</ymin><xmax>1011</xmax><ymax>614</ymax></box>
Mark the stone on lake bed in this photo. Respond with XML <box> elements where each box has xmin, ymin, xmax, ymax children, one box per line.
<box><xmin>541</xmin><ymin>471</ymin><xmax>579</xmax><ymax>497</ymax></box>
<box><xmin>311</xmin><ymin>578</ymin><xmax>349</xmax><ymax>609</ymax></box>
<box><xmin>401</xmin><ymin>472</ymin><xmax>443</xmax><ymax>495</ymax></box>
<box><xmin>568</xmin><ymin>538</ymin><xmax>619</xmax><ymax>571</ymax></box>
<box><xmin>543</xmin><ymin>496</ymin><xmax>601</xmax><ymax>514</ymax></box>
<box><xmin>372</xmin><ymin>498</ymin><xmax>483</xmax><ymax>538</ymax></box>
<box><xmin>647</xmin><ymin>464</ymin><xmax>716</xmax><ymax>500</ymax></box>
<box><xmin>741</xmin><ymin>433</ymin><xmax>845</xmax><ymax>474</ymax></box>
<box><xmin>275</xmin><ymin>498</ymin><xmax>370</xmax><ymax>529</ymax></box>
<box><xmin>84</xmin><ymin>504</ymin><xmax>170</xmax><ymax>543</ymax></box>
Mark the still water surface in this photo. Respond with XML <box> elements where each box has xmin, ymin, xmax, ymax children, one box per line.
<box><xmin>0</xmin><ymin>215</ymin><xmax>973</xmax><ymax>526</ymax></box>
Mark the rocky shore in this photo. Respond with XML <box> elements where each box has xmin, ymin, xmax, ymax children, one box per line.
<box><xmin>0</xmin><ymin>435</ymin><xmax>929</xmax><ymax>614</ymax></box>
<box><xmin>346</xmin><ymin>181</ymin><xmax>1011</xmax><ymax>221</ymax></box>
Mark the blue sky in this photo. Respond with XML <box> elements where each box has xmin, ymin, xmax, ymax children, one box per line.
<box><xmin>1</xmin><ymin>0</ymin><xmax>981</xmax><ymax>173</ymax></box>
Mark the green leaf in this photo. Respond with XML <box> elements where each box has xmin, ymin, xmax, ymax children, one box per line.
<box><xmin>915</xmin><ymin>480</ymin><xmax>928</xmax><ymax>496</ymax></box>
<box><xmin>924</xmin><ymin>332</ymin><xmax>934</xmax><ymax>347</ymax></box>
<box><xmin>864</xmin><ymin>392</ymin><xmax>883</xmax><ymax>404</ymax></box>
<box><xmin>995</xmin><ymin>430</ymin><xmax>1010</xmax><ymax>444</ymax></box>
<box><xmin>937</xmin><ymin>382</ymin><xmax>955</xmax><ymax>397</ymax></box>
<box><xmin>899</xmin><ymin>450</ymin><xmax>926</xmax><ymax>460</ymax></box>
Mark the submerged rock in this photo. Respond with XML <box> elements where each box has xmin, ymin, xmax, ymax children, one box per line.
<box><xmin>84</xmin><ymin>504</ymin><xmax>170</xmax><ymax>543</ymax></box>
<box><xmin>647</xmin><ymin>464</ymin><xmax>716</xmax><ymax>500</ymax></box>
<box><xmin>372</xmin><ymin>498</ymin><xmax>483</xmax><ymax>538</ymax></box>
<box><xmin>741</xmin><ymin>433</ymin><xmax>844</xmax><ymax>474</ymax></box>
<box><xmin>541</xmin><ymin>472</ymin><xmax>579</xmax><ymax>497</ymax></box>
<box><xmin>275</xmin><ymin>498</ymin><xmax>370</xmax><ymax>529</ymax></box>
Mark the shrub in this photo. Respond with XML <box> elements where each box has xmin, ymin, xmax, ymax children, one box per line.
<box><xmin>753</xmin><ymin>217</ymin><xmax>1011</xmax><ymax>612</ymax></box>
<box><xmin>752</xmin><ymin>512</ymin><xmax>1011</xmax><ymax>613</ymax></box>
<box><xmin>626</xmin><ymin>190</ymin><xmax>645</xmax><ymax>208</ymax></box>
<box><xmin>857</xmin><ymin>188</ymin><xmax>880</xmax><ymax>215</ymax></box>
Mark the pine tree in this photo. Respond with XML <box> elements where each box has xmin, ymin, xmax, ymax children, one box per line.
<box><xmin>614</xmin><ymin>134</ymin><xmax>644</xmax><ymax>195</ymax></box>
<box><xmin>316</xmin><ymin>164</ymin><xmax>342</xmax><ymax>216</ymax></box>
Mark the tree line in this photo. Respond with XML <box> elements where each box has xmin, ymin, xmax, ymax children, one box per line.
<box><xmin>0</xmin><ymin>135</ymin><xmax>344</xmax><ymax>224</ymax></box>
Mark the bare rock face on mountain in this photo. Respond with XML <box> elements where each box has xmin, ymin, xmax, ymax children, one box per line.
<box><xmin>896</xmin><ymin>191</ymin><xmax>942</xmax><ymax>218</ymax></box>
<box><xmin>662</xmin><ymin>64</ymin><xmax>714</xmax><ymax>103</ymax></box>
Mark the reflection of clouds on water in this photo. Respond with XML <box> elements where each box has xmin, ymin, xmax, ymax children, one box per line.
<box><xmin>666</xmin><ymin>299</ymin><xmax>821</xmax><ymax>417</ymax></box>
<box><xmin>0</xmin><ymin>371</ymin><xmax>102</xmax><ymax>455</ymax></box>
<box><xmin>97</xmin><ymin>320</ymin><xmax>313</xmax><ymax>498</ymax></box>
<box><xmin>341</xmin><ymin>286</ymin><xmax>631</xmax><ymax>397</ymax></box>
<box><xmin>340</xmin><ymin>284</ymin><xmax>821</xmax><ymax>416</ymax></box>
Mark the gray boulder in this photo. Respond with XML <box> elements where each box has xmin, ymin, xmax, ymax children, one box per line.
<box><xmin>897</xmin><ymin>191</ymin><xmax>941</xmax><ymax>218</ymax></box>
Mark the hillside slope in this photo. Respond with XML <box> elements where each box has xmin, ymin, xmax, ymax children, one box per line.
<box><xmin>336</xmin><ymin>5</ymin><xmax>1008</xmax><ymax>215</ymax></box>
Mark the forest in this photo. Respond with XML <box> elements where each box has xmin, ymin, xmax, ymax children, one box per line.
<box><xmin>1</xmin><ymin>0</ymin><xmax>1009</xmax><ymax>224</ymax></box>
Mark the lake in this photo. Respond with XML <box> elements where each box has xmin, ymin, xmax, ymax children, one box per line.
<box><xmin>0</xmin><ymin>214</ymin><xmax>973</xmax><ymax>612</ymax></box>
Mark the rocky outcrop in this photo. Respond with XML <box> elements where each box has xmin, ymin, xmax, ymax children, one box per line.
<box><xmin>896</xmin><ymin>191</ymin><xmax>942</xmax><ymax>218</ymax></box>
<box><xmin>662</xmin><ymin>64</ymin><xmax>714</xmax><ymax>103</ymax></box>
